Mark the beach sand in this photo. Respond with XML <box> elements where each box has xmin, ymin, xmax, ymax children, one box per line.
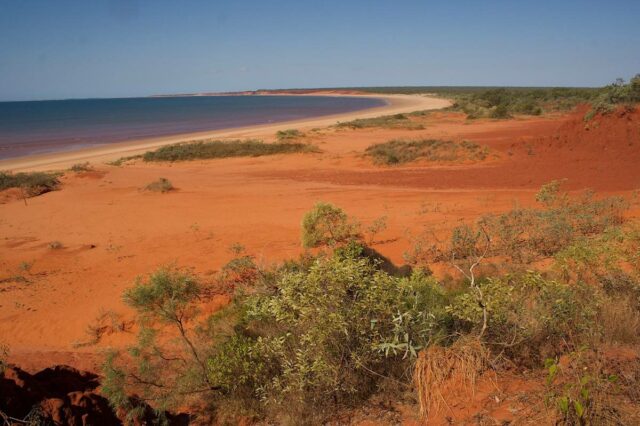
<box><xmin>0</xmin><ymin>93</ymin><xmax>451</xmax><ymax>172</ymax></box>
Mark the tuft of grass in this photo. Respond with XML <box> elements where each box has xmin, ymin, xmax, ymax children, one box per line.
<box><xmin>0</xmin><ymin>171</ymin><xmax>60</xmax><ymax>196</ymax></box>
<box><xmin>142</xmin><ymin>139</ymin><xmax>318</xmax><ymax>162</ymax></box>
<box><xmin>336</xmin><ymin>113</ymin><xmax>425</xmax><ymax>130</ymax></box>
<box><xmin>48</xmin><ymin>241</ymin><xmax>63</xmax><ymax>250</ymax></box>
<box><xmin>276</xmin><ymin>129</ymin><xmax>303</xmax><ymax>141</ymax></box>
<box><xmin>365</xmin><ymin>139</ymin><xmax>489</xmax><ymax>165</ymax></box>
<box><xmin>69</xmin><ymin>162</ymin><xmax>93</xmax><ymax>172</ymax></box>
<box><xmin>414</xmin><ymin>337</ymin><xmax>488</xmax><ymax>421</ymax></box>
<box><xmin>106</xmin><ymin>155</ymin><xmax>142</xmax><ymax>167</ymax></box>
<box><xmin>144</xmin><ymin>178</ymin><xmax>174</xmax><ymax>193</ymax></box>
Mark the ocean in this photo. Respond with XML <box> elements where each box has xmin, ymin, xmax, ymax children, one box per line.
<box><xmin>0</xmin><ymin>95</ymin><xmax>385</xmax><ymax>160</ymax></box>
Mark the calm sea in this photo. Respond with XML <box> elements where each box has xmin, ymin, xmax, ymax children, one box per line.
<box><xmin>0</xmin><ymin>95</ymin><xmax>385</xmax><ymax>160</ymax></box>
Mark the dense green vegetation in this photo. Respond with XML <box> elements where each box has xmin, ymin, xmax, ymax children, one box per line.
<box><xmin>0</xmin><ymin>171</ymin><xmax>60</xmax><ymax>196</ymax></box>
<box><xmin>365</xmin><ymin>139</ymin><xmax>489</xmax><ymax>165</ymax></box>
<box><xmin>336</xmin><ymin>73</ymin><xmax>639</xmax><ymax>120</ymax></box>
<box><xmin>102</xmin><ymin>183</ymin><xmax>640</xmax><ymax>424</ymax></box>
<box><xmin>141</xmin><ymin>139</ymin><xmax>318</xmax><ymax>162</ymax></box>
<box><xmin>336</xmin><ymin>113</ymin><xmax>424</xmax><ymax>130</ymax></box>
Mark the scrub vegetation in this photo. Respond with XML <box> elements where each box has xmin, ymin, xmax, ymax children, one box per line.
<box><xmin>101</xmin><ymin>183</ymin><xmax>640</xmax><ymax>424</ymax></box>
<box><xmin>336</xmin><ymin>113</ymin><xmax>424</xmax><ymax>130</ymax></box>
<box><xmin>0</xmin><ymin>171</ymin><xmax>61</xmax><ymax>196</ymax></box>
<box><xmin>347</xmin><ymin>73</ymin><xmax>640</xmax><ymax>120</ymax></box>
<box><xmin>141</xmin><ymin>139</ymin><xmax>318</xmax><ymax>162</ymax></box>
<box><xmin>365</xmin><ymin>139</ymin><xmax>490</xmax><ymax>165</ymax></box>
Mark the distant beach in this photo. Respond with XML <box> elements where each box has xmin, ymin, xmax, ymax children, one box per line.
<box><xmin>0</xmin><ymin>95</ymin><xmax>386</xmax><ymax>160</ymax></box>
<box><xmin>0</xmin><ymin>93</ymin><xmax>451</xmax><ymax>172</ymax></box>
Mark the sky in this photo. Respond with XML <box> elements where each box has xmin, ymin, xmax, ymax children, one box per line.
<box><xmin>1</xmin><ymin>0</ymin><xmax>639</xmax><ymax>101</ymax></box>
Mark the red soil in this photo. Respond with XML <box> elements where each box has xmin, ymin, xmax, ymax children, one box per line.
<box><xmin>1</xmin><ymin>104</ymin><xmax>639</xmax><ymax>422</ymax></box>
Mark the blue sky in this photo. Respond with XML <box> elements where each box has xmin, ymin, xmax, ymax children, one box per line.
<box><xmin>1</xmin><ymin>0</ymin><xmax>639</xmax><ymax>101</ymax></box>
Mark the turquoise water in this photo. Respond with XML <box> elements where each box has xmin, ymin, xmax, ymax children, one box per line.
<box><xmin>0</xmin><ymin>95</ymin><xmax>385</xmax><ymax>159</ymax></box>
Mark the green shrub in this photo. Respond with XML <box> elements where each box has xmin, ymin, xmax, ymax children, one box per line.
<box><xmin>301</xmin><ymin>202</ymin><xmax>360</xmax><ymax>248</ymax></box>
<box><xmin>446</xmin><ymin>273</ymin><xmax>599</xmax><ymax>364</ymax></box>
<box><xmin>0</xmin><ymin>171</ymin><xmax>60</xmax><ymax>196</ymax></box>
<box><xmin>336</xmin><ymin>113</ymin><xmax>424</xmax><ymax>130</ymax></box>
<box><xmin>142</xmin><ymin>139</ymin><xmax>317</xmax><ymax>162</ymax></box>
<box><xmin>102</xmin><ymin>267</ymin><xmax>214</xmax><ymax>414</ymax></box>
<box><xmin>69</xmin><ymin>162</ymin><xmax>92</xmax><ymax>172</ymax></box>
<box><xmin>144</xmin><ymin>177</ymin><xmax>174</xmax><ymax>193</ymax></box>
<box><xmin>276</xmin><ymin>129</ymin><xmax>303</xmax><ymax>141</ymax></box>
<box><xmin>365</xmin><ymin>139</ymin><xmax>489</xmax><ymax>165</ymax></box>
<box><xmin>208</xmin><ymin>251</ymin><xmax>447</xmax><ymax>418</ymax></box>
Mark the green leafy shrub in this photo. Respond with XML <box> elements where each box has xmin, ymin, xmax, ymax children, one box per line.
<box><xmin>301</xmin><ymin>202</ymin><xmax>360</xmax><ymax>248</ymax></box>
<box><xmin>449</xmin><ymin>87</ymin><xmax>602</xmax><ymax>119</ymax></box>
<box><xmin>477</xmin><ymin>181</ymin><xmax>629</xmax><ymax>264</ymax></box>
<box><xmin>544</xmin><ymin>349</ymin><xmax>639</xmax><ymax>424</ymax></box>
<box><xmin>0</xmin><ymin>171</ymin><xmax>60</xmax><ymax>196</ymax></box>
<box><xmin>144</xmin><ymin>177</ymin><xmax>174</xmax><ymax>193</ymax></box>
<box><xmin>208</xmin><ymin>251</ymin><xmax>447</xmax><ymax>419</ymax></box>
<box><xmin>365</xmin><ymin>139</ymin><xmax>489</xmax><ymax>165</ymax></box>
<box><xmin>142</xmin><ymin>139</ymin><xmax>317</xmax><ymax>162</ymax></box>
<box><xmin>586</xmin><ymin>74</ymin><xmax>640</xmax><ymax>119</ymax></box>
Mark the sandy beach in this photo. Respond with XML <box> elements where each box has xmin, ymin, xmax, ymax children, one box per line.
<box><xmin>0</xmin><ymin>93</ymin><xmax>451</xmax><ymax>172</ymax></box>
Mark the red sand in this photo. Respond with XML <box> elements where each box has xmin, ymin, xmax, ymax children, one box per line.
<box><xmin>1</xmin><ymin>105</ymin><xmax>639</xmax><ymax>377</ymax></box>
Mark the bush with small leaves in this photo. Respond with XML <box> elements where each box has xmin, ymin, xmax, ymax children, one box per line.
<box><xmin>301</xmin><ymin>202</ymin><xmax>360</xmax><ymax>248</ymax></box>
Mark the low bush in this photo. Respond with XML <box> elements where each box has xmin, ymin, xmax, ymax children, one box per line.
<box><xmin>209</xmin><ymin>250</ymin><xmax>447</xmax><ymax>420</ymax></box>
<box><xmin>102</xmin><ymin>192</ymin><xmax>640</xmax><ymax>423</ymax></box>
<box><xmin>102</xmin><ymin>267</ymin><xmax>215</xmax><ymax>417</ymax></box>
<box><xmin>336</xmin><ymin>113</ymin><xmax>424</xmax><ymax>130</ymax></box>
<box><xmin>365</xmin><ymin>139</ymin><xmax>489</xmax><ymax>165</ymax></box>
<box><xmin>301</xmin><ymin>202</ymin><xmax>360</xmax><ymax>248</ymax></box>
<box><xmin>144</xmin><ymin>177</ymin><xmax>174</xmax><ymax>193</ymax></box>
<box><xmin>142</xmin><ymin>139</ymin><xmax>317</xmax><ymax>162</ymax></box>
<box><xmin>0</xmin><ymin>171</ymin><xmax>60</xmax><ymax>196</ymax></box>
<box><xmin>450</xmin><ymin>87</ymin><xmax>601</xmax><ymax>119</ymax></box>
<box><xmin>585</xmin><ymin>74</ymin><xmax>640</xmax><ymax>120</ymax></box>
<box><xmin>276</xmin><ymin>128</ymin><xmax>303</xmax><ymax>141</ymax></box>
<box><xmin>69</xmin><ymin>162</ymin><xmax>92</xmax><ymax>172</ymax></box>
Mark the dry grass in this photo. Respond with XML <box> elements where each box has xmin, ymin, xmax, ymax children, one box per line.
<box><xmin>414</xmin><ymin>337</ymin><xmax>489</xmax><ymax>421</ymax></box>
<box><xmin>74</xmin><ymin>309</ymin><xmax>131</xmax><ymax>348</ymax></box>
<box><xmin>144</xmin><ymin>177</ymin><xmax>174</xmax><ymax>193</ymax></box>
<box><xmin>599</xmin><ymin>295</ymin><xmax>640</xmax><ymax>345</ymax></box>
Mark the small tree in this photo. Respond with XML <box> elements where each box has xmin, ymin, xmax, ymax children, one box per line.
<box><xmin>102</xmin><ymin>267</ymin><xmax>218</xmax><ymax>415</ymax></box>
<box><xmin>301</xmin><ymin>202</ymin><xmax>359</xmax><ymax>248</ymax></box>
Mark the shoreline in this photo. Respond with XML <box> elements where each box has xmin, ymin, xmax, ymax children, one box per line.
<box><xmin>0</xmin><ymin>93</ymin><xmax>450</xmax><ymax>172</ymax></box>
